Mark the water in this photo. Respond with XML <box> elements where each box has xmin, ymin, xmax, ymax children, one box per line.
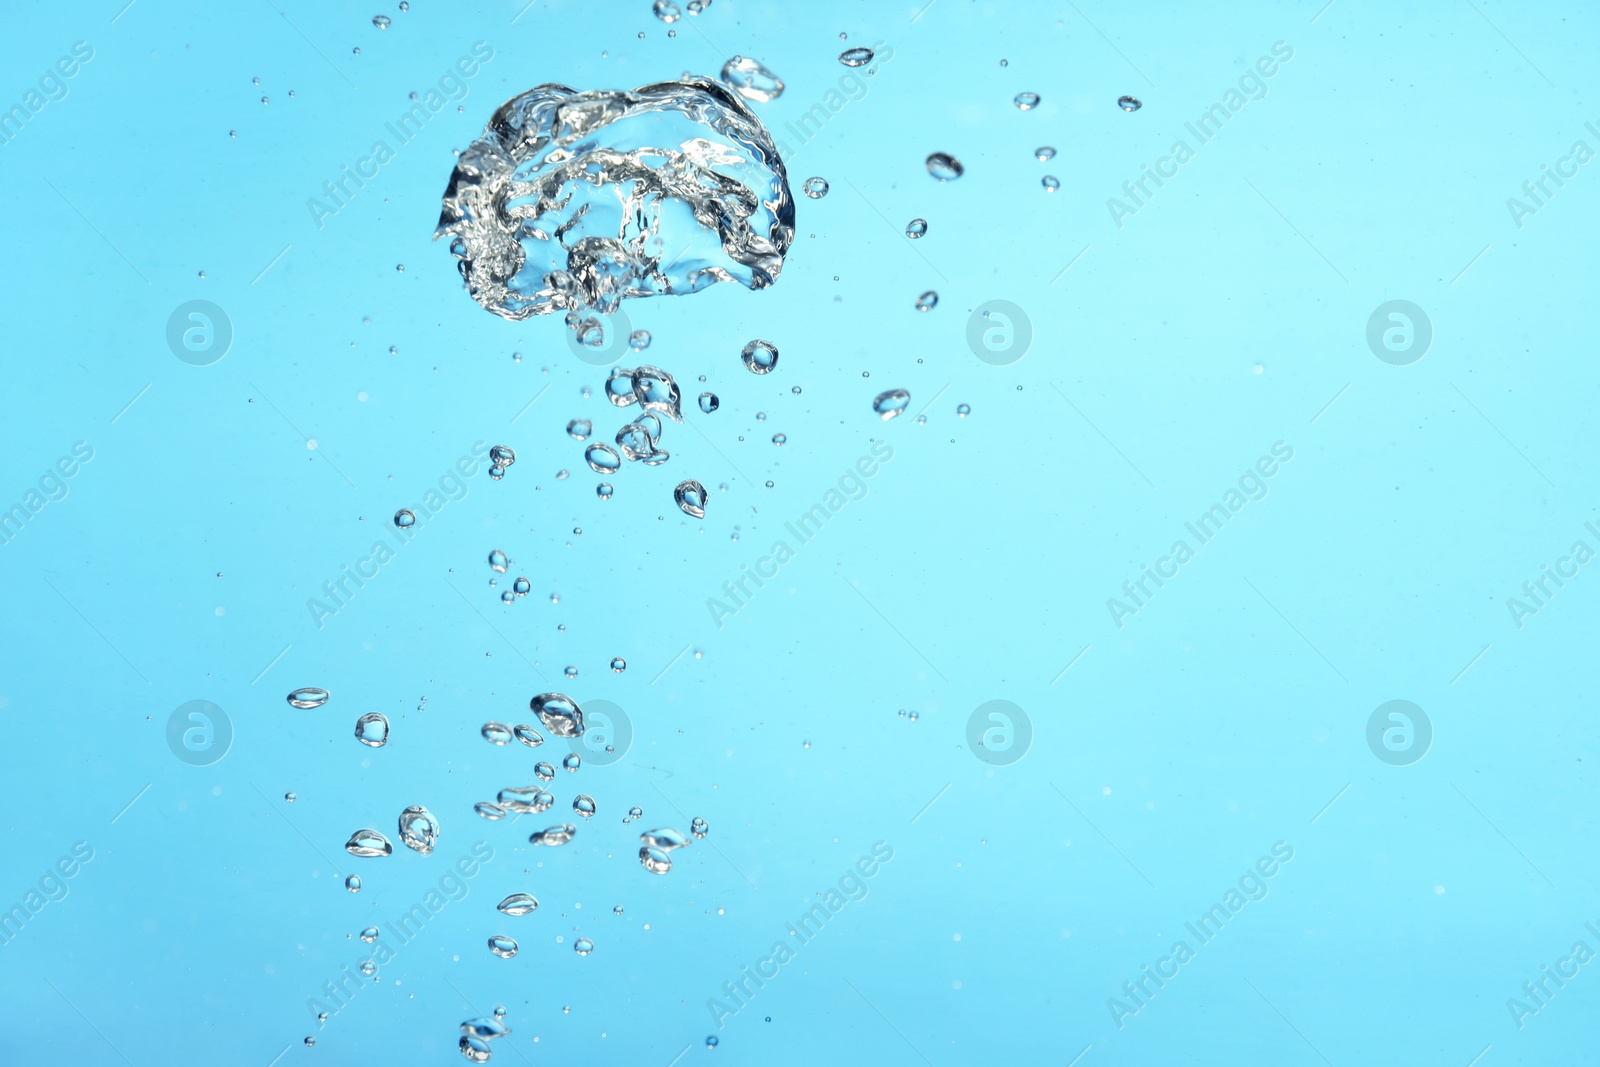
<box><xmin>6</xmin><ymin>3</ymin><xmax>1596</xmax><ymax>1065</ymax></box>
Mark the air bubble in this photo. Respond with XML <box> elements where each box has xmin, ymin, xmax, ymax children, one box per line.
<box><xmin>345</xmin><ymin>829</ymin><xmax>393</xmax><ymax>857</ymax></box>
<box><xmin>720</xmin><ymin>56</ymin><xmax>785</xmax><ymax>103</ymax></box>
<box><xmin>741</xmin><ymin>340</ymin><xmax>779</xmax><ymax>374</ymax></box>
<box><xmin>925</xmin><ymin>153</ymin><xmax>964</xmax><ymax>181</ymax></box>
<box><xmin>873</xmin><ymin>389</ymin><xmax>911</xmax><ymax>420</ymax></box>
<box><xmin>288</xmin><ymin>687</ymin><xmax>330</xmax><ymax>709</ymax></box>
<box><xmin>497</xmin><ymin>893</ymin><xmax>539</xmax><ymax>916</ymax></box>
<box><xmin>355</xmin><ymin>712</ymin><xmax>390</xmax><ymax>747</ymax></box>
<box><xmin>398</xmin><ymin>805</ymin><xmax>440</xmax><ymax>855</ymax></box>
<box><xmin>674</xmin><ymin>479</ymin><xmax>708</xmax><ymax>518</ymax></box>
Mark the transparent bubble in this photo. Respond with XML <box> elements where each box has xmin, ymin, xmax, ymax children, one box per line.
<box><xmin>1042</xmin><ymin>175</ymin><xmax>1060</xmax><ymax>192</ymax></box>
<box><xmin>345</xmin><ymin>874</ymin><xmax>362</xmax><ymax>892</ymax></box>
<box><xmin>1118</xmin><ymin>95</ymin><xmax>1142</xmax><ymax>112</ymax></box>
<box><xmin>497</xmin><ymin>893</ymin><xmax>539</xmax><ymax>916</ymax></box>
<box><xmin>372</xmin><ymin>15</ymin><xmax>391</xmax><ymax>29</ymax></box>
<box><xmin>839</xmin><ymin>46</ymin><xmax>874</xmax><ymax>67</ymax></box>
<box><xmin>597</xmin><ymin>483</ymin><xmax>614</xmax><ymax>500</ymax></box>
<box><xmin>288</xmin><ymin>687</ymin><xmax>330</xmax><ymax>709</ymax></box>
<box><xmin>568</xmin><ymin>418</ymin><xmax>592</xmax><ymax>440</ymax></box>
<box><xmin>926</xmin><ymin>152</ymin><xmax>964</xmax><ymax>181</ymax></box>
<box><xmin>345</xmin><ymin>829</ymin><xmax>393</xmax><ymax>857</ymax></box>
<box><xmin>741</xmin><ymin>340</ymin><xmax>779</xmax><ymax>374</ymax></box>
<box><xmin>487</xmin><ymin>935</ymin><xmax>519</xmax><ymax>958</ymax></box>
<box><xmin>719</xmin><ymin>55</ymin><xmax>785</xmax><ymax>103</ymax></box>
<box><xmin>488</xmin><ymin>549</ymin><xmax>508</xmax><ymax>573</ymax></box>
<box><xmin>355</xmin><ymin>712</ymin><xmax>390</xmax><ymax>748</ymax></box>
<box><xmin>610</xmin><ymin>657</ymin><xmax>626</xmax><ymax>673</ymax></box>
<box><xmin>397</xmin><ymin>805</ymin><xmax>440</xmax><ymax>855</ymax></box>
<box><xmin>905</xmin><ymin>218</ymin><xmax>927</xmax><ymax>239</ymax></box>
<box><xmin>802</xmin><ymin>176</ymin><xmax>829</xmax><ymax>199</ymax></box>
<box><xmin>873</xmin><ymin>389</ymin><xmax>911</xmax><ymax>421</ymax></box>
<box><xmin>1014</xmin><ymin>91</ymin><xmax>1040</xmax><ymax>110</ymax></box>
<box><xmin>528</xmin><ymin>824</ymin><xmax>576</xmax><ymax>846</ymax></box>
<box><xmin>574</xmin><ymin>937</ymin><xmax>595</xmax><ymax>955</ymax></box>
<box><xmin>585</xmin><ymin>443</ymin><xmax>622</xmax><ymax>474</ymax></box>
<box><xmin>674</xmin><ymin>479</ymin><xmax>708</xmax><ymax>518</ymax></box>
<box><xmin>915</xmin><ymin>291</ymin><xmax>938</xmax><ymax>312</ymax></box>
<box><xmin>957</xmin><ymin>403</ymin><xmax>971</xmax><ymax>417</ymax></box>
<box><xmin>1035</xmin><ymin>146</ymin><xmax>1056</xmax><ymax>161</ymax></box>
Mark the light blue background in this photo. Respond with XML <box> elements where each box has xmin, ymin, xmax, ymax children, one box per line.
<box><xmin>1</xmin><ymin>1</ymin><xmax>1595</xmax><ymax>1064</ymax></box>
